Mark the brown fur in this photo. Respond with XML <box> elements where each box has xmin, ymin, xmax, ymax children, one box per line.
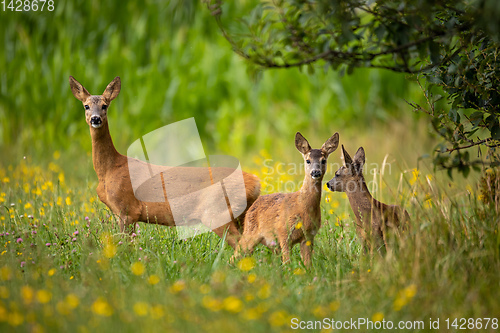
<box><xmin>232</xmin><ymin>132</ymin><xmax>339</xmax><ymax>266</ymax></box>
<box><xmin>326</xmin><ymin>145</ymin><xmax>410</xmax><ymax>252</ymax></box>
<box><xmin>69</xmin><ymin>76</ymin><xmax>260</xmax><ymax>248</ymax></box>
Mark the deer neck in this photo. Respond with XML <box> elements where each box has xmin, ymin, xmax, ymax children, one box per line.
<box><xmin>345</xmin><ymin>177</ymin><xmax>374</xmax><ymax>222</ymax></box>
<box><xmin>90</xmin><ymin>122</ymin><xmax>121</xmax><ymax>181</ymax></box>
<box><xmin>299</xmin><ymin>176</ymin><xmax>322</xmax><ymax>209</ymax></box>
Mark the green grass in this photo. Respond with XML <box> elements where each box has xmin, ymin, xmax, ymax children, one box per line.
<box><xmin>0</xmin><ymin>152</ymin><xmax>498</xmax><ymax>332</ymax></box>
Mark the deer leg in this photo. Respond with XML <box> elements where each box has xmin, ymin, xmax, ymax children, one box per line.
<box><xmin>212</xmin><ymin>221</ymin><xmax>241</xmax><ymax>249</ymax></box>
<box><xmin>380</xmin><ymin>223</ymin><xmax>390</xmax><ymax>253</ymax></box>
<box><xmin>300</xmin><ymin>238</ymin><xmax>313</xmax><ymax>267</ymax></box>
<box><xmin>230</xmin><ymin>234</ymin><xmax>261</xmax><ymax>264</ymax></box>
<box><xmin>118</xmin><ymin>214</ymin><xmax>136</xmax><ymax>234</ymax></box>
<box><xmin>279</xmin><ymin>237</ymin><xmax>291</xmax><ymax>264</ymax></box>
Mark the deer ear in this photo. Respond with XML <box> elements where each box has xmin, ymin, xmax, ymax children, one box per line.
<box><xmin>341</xmin><ymin>145</ymin><xmax>352</xmax><ymax>166</ymax></box>
<box><xmin>102</xmin><ymin>77</ymin><xmax>121</xmax><ymax>102</ymax></box>
<box><xmin>69</xmin><ymin>76</ymin><xmax>90</xmax><ymax>102</ymax></box>
<box><xmin>295</xmin><ymin>132</ymin><xmax>311</xmax><ymax>155</ymax></box>
<box><xmin>321</xmin><ymin>132</ymin><xmax>339</xmax><ymax>155</ymax></box>
<box><xmin>352</xmin><ymin>147</ymin><xmax>365</xmax><ymax>173</ymax></box>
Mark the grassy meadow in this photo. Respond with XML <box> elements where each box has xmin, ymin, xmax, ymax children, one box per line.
<box><xmin>1</xmin><ymin>1</ymin><xmax>499</xmax><ymax>332</ymax></box>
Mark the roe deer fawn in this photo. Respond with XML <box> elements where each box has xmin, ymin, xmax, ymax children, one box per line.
<box><xmin>69</xmin><ymin>76</ymin><xmax>261</xmax><ymax>248</ymax></box>
<box><xmin>231</xmin><ymin>132</ymin><xmax>339</xmax><ymax>266</ymax></box>
<box><xmin>326</xmin><ymin>145</ymin><xmax>410</xmax><ymax>252</ymax></box>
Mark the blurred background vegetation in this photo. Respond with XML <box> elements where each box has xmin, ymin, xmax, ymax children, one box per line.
<box><xmin>0</xmin><ymin>0</ymin><xmax>439</xmax><ymax>183</ymax></box>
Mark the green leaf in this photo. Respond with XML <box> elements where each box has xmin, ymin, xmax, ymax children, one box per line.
<box><xmin>448</xmin><ymin>108</ymin><xmax>460</xmax><ymax>123</ymax></box>
<box><xmin>374</xmin><ymin>24</ymin><xmax>386</xmax><ymax>41</ymax></box>
<box><xmin>469</xmin><ymin>111</ymin><xmax>484</xmax><ymax>128</ymax></box>
<box><xmin>486</xmin><ymin>114</ymin><xmax>498</xmax><ymax>130</ymax></box>
<box><xmin>431</xmin><ymin>94</ymin><xmax>443</xmax><ymax>103</ymax></box>
<box><xmin>461</xmin><ymin>165</ymin><xmax>470</xmax><ymax>178</ymax></box>
<box><xmin>491</xmin><ymin>122</ymin><xmax>500</xmax><ymax>140</ymax></box>
<box><xmin>428</xmin><ymin>41</ymin><xmax>440</xmax><ymax>64</ymax></box>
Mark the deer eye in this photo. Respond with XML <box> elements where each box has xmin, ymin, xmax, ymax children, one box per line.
<box><xmin>321</xmin><ymin>160</ymin><xmax>326</xmax><ymax>165</ymax></box>
<box><xmin>84</xmin><ymin>105</ymin><xmax>90</xmax><ymax>110</ymax></box>
<box><xmin>306</xmin><ymin>160</ymin><xmax>311</xmax><ymax>164</ymax></box>
<box><xmin>102</xmin><ymin>105</ymin><xmax>108</xmax><ymax>110</ymax></box>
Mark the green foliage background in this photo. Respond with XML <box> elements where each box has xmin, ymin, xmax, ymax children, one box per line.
<box><xmin>0</xmin><ymin>0</ymin><xmax>430</xmax><ymax>166</ymax></box>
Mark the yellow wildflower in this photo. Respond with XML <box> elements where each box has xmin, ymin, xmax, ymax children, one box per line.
<box><xmin>202</xmin><ymin>296</ymin><xmax>223</xmax><ymax>312</ymax></box>
<box><xmin>130</xmin><ymin>262</ymin><xmax>145</xmax><ymax>276</ymax></box>
<box><xmin>247</xmin><ymin>273</ymin><xmax>257</xmax><ymax>284</ymax></box>
<box><xmin>103</xmin><ymin>243</ymin><xmax>117</xmax><ymax>258</ymax></box>
<box><xmin>199</xmin><ymin>284</ymin><xmax>210</xmax><ymax>294</ymax></box>
<box><xmin>329</xmin><ymin>300</ymin><xmax>340</xmax><ymax>312</ymax></box>
<box><xmin>36</xmin><ymin>290</ymin><xmax>52</xmax><ymax>304</ymax></box>
<box><xmin>312</xmin><ymin>306</ymin><xmax>327</xmax><ymax>318</ymax></box>
<box><xmin>0</xmin><ymin>266</ymin><xmax>12</xmax><ymax>281</ymax></box>
<box><xmin>372</xmin><ymin>312</ymin><xmax>384</xmax><ymax>322</ymax></box>
<box><xmin>150</xmin><ymin>305</ymin><xmax>164</xmax><ymax>319</ymax></box>
<box><xmin>409</xmin><ymin>168</ymin><xmax>419</xmax><ymax>185</ymax></box>
<box><xmin>91</xmin><ymin>297</ymin><xmax>113</xmax><ymax>317</ymax></box>
<box><xmin>257</xmin><ymin>283</ymin><xmax>271</xmax><ymax>299</ymax></box>
<box><xmin>269</xmin><ymin>310</ymin><xmax>289</xmax><ymax>327</ymax></box>
<box><xmin>133</xmin><ymin>302</ymin><xmax>149</xmax><ymax>316</ymax></box>
<box><xmin>223</xmin><ymin>296</ymin><xmax>243</xmax><ymax>313</ymax></box>
<box><xmin>169</xmin><ymin>280</ymin><xmax>186</xmax><ymax>294</ymax></box>
<box><xmin>147</xmin><ymin>275</ymin><xmax>160</xmax><ymax>285</ymax></box>
<box><xmin>237</xmin><ymin>257</ymin><xmax>256</xmax><ymax>272</ymax></box>
<box><xmin>242</xmin><ymin>307</ymin><xmax>261</xmax><ymax>320</ymax></box>
<box><xmin>0</xmin><ymin>305</ymin><xmax>6</xmax><ymax>321</ymax></box>
<box><xmin>0</xmin><ymin>286</ymin><xmax>9</xmax><ymax>299</ymax></box>
<box><xmin>21</xmin><ymin>286</ymin><xmax>34</xmax><ymax>304</ymax></box>
<box><xmin>66</xmin><ymin>294</ymin><xmax>79</xmax><ymax>308</ymax></box>
<box><xmin>8</xmin><ymin>312</ymin><xmax>23</xmax><ymax>326</ymax></box>
<box><xmin>405</xmin><ymin>284</ymin><xmax>417</xmax><ymax>298</ymax></box>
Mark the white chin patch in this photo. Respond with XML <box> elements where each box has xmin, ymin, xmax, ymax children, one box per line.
<box><xmin>311</xmin><ymin>176</ymin><xmax>320</xmax><ymax>180</ymax></box>
<box><xmin>91</xmin><ymin>123</ymin><xmax>102</xmax><ymax>129</ymax></box>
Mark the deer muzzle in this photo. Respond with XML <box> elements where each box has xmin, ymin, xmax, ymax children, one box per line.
<box><xmin>311</xmin><ymin>170</ymin><xmax>322</xmax><ymax>179</ymax></box>
<box><xmin>326</xmin><ymin>178</ymin><xmax>342</xmax><ymax>192</ymax></box>
<box><xmin>90</xmin><ymin>116</ymin><xmax>103</xmax><ymax>128</ymax></box>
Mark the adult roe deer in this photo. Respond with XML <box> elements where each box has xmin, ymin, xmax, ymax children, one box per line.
<box><xmin>326</xmin><ymin>145</ymin><xmax>410</xmax><ymax>252</ymax></box>
<box><xmin>69</xmin><ymin>76</ymin><xmax>261</xmax><ymax>248</ymax></box>
<box><xmin>231</xmin><ymin>132</ymin><xmax>339</xmax><ymax>266</ymax></box>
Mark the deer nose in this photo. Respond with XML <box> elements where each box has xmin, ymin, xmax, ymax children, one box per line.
<box><xmin>326</xmin><ymin>181</ymin><xmax>332</xmax><ymax>190</ymax></box>
<box><xmin>90</xmin><ymin>116</ymin><xmax>103</xmax><ymax>128</ymax></box>
<box><xmin>311</xmin><ymin>170</ymin><xmax>321</xmax><ymax>179</ymax></box>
